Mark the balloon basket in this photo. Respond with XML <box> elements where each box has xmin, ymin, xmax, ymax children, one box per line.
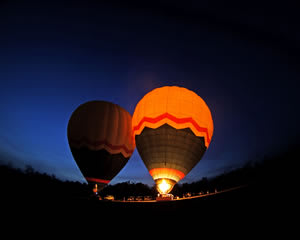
<box><xmin>156</xmin><ymin>193</ymin><xmax>174</xmax><ymax>201</ymax></box>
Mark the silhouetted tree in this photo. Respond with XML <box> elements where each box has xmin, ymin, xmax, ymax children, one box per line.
<box><xmin>0</xmin><ymin>142</ymin><xmax>297</xmax><ymax>204</ymax></box>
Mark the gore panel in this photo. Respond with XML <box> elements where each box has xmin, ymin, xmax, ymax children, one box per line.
<box><xmin>135</xmin><ymin>124</ymin><xmax>206</xmax><ymax>176</ymax></box>
<box><xmin>70</xmin><ymin>147</ymin><xmax>129</xmax><ymax>182</ymax></box>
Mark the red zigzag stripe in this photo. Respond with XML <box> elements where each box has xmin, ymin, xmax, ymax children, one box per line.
<box><xmin>69</xmin><ymin>138</ymin><xmax>134</xmax><ymax>155</ymax></box>
<box><xmin>85</xmin><ymin>177</ymin><xmax>110</xmax><ymax>184</ymax></box>
<box><xmin>133</xmin><ymin>112</ymin><xmax>211</xmax><ymax>144</ymax></box>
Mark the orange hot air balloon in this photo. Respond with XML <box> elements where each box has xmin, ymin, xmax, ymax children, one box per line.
<box><xmin>132</xmin><ymin>86</ymin><xmax>214</xmax><ymax>194</ymax></box>
<box><xmin>67</xmin><ymin>101</ymin><xmax>135</xmax><ymax>192</ymax></box>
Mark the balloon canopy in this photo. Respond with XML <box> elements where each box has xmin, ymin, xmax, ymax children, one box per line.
<box><xmin>67</xmin><ymin>101</ymin><xmax>135</xmax><ymax>191</ymax></box>
<box><xmin>132</xmin><ymin>86</ymin><xmax>214</xmax><ymax>194</ymax></box>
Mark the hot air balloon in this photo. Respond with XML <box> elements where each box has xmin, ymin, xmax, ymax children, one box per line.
<box><xmin>132</xmin><ymin>86</ymin><xmax>213</xmax><ymax>194</ymax></box>
<box><xmin>67</xmin><ymin>101</ymin><xmax>135</xmax><ymax>192</ymax></box>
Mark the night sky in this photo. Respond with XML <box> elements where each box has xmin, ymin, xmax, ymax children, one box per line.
<box><xmin>0</xmin><ymin>0</ymin><xmax>299</xmax><ymax>185</ymax></box>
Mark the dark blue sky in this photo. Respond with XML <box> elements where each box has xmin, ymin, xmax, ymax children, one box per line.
<box><xmin>0</xmin><ymin>0</ymin><xmax>299</xmax><ymax>185</ymax></box>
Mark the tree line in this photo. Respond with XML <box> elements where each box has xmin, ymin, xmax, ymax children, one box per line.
<box><xmin>0</xmin><ymin>142</ymin><xmax>296</xmax><ymax>201</ymax></box>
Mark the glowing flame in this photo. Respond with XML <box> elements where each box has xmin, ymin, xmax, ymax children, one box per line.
<box><xmin>93</xmin><ymin>184</ymin><xmax>98</xmax><ymax>193</ymax></box>
<box><xmin>157</xmin><ymin>179</ymin><xmax>172</xmax><ymax>194</ymax></box>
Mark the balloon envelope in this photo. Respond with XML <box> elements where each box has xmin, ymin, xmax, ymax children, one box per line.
<box><xmin>132</xmin><ymin>86</ymin><xmax>214</xmax><ymax>193</ymax></box>
<box><xmin>68</xmin><ymin>101</ymin><xmax>135</xmax><ymax>190</ymax></box>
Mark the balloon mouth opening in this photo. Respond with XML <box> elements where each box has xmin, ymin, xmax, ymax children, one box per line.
<box><xmin>155</xmin><ymin>178</ymin><xmax>176</xmax><ymax>194</ymax></box>
<box><xmin>88</xmin><ymin>181</ymin><xmax>107</xmax><ymax>193</ymax></box>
